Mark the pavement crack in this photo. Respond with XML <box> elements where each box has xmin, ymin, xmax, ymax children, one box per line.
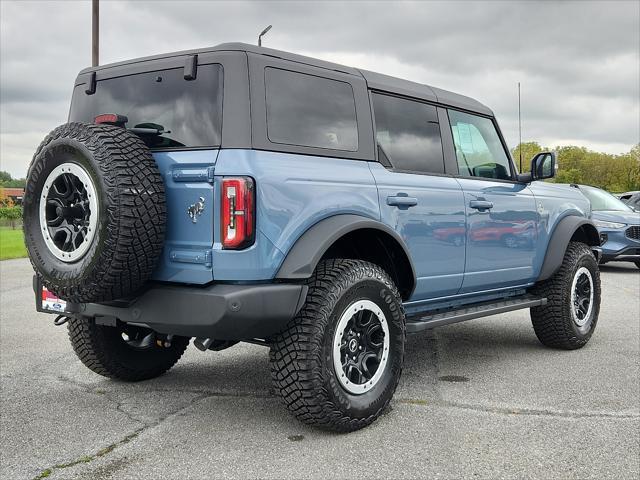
<box><xmin>31</xmin><ymin>391</ymin><xmax>211</xmax><ymax>480</ymax></box>
<box><xmin>397</xmin><ymin>397</ymin><xmax>640</xmax><ymax>420</ymax></box>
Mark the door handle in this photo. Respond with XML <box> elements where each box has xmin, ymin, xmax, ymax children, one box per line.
<box><xmin>387</xmin><ymin>195</ymin><xmax>418</xmax><ymax>208</ymax></box>
<box><xmin>469</xmin><ymin>200</ymin><xmax>494</xmax><ymax>211</ymax></box>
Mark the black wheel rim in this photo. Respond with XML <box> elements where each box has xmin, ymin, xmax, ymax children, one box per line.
<box><xmin>571</xmin><ymin>267</ymin><xmax>593</xmax><ymax>327</ymax></box>
<box><xmin>333</xmin><ymin>300</ymin><xmax>389</xmax><ymax>395</ymax></box>
<box><xmin>39</xmin><ymin>163</ymin><xmax>98</xmax><ymax>262</ymax></box>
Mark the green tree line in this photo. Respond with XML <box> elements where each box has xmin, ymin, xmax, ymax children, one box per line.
<box><xmin>0</xmin><ymin>171</ymin><xmax>26</xmax><ymax>188</ymax></box>
<box><xmin>512</xmin><ymin>143</ymin><xmax>640</xmax><ymax>193</ymax></box>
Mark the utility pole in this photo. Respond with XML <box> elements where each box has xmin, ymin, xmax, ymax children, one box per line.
<box><xmin>518</xmin><ymin>81</ymin><xmax>522</xmax><ymax>172</ymax></box>
<box><xmin>92</xmin><ymin>0</ymin><xmax>99</xmax><ymax>67</ymax></box>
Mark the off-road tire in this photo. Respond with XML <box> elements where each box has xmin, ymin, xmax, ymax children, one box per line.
<box><xmin>269</xmin><ymin>259</ymin><xmax>405</xmax><ymax>432</ymax></box>
<box><xmin>68</xmin><ymin>317</ymin><xmax>189</xmax><ymax>381</ymax></box>
<box><xmin>23</xmin><ymin>122</ymin><xmax>166</xmax><ymax>303</ymax></box>
<box><xmin>530</xmin><ymin>242</ymin><xmax>601</xmax><ymax>349</ymax></box>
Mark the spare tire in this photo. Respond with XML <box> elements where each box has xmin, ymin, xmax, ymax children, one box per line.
<box><xmin>23</xmin><ymin>122</ymin><xmax>166</xmax><ymax>303</ymax></box>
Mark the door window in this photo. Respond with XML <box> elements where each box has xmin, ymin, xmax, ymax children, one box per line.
<box><xmin>448</xmin><ymin>110</ymin><xmax>512</xmax><ymax>180</ymax></box>
<box><xmin>372</xmin><ymin>93</ymin><xmax>444</xmax><ymax>174</ymax></box>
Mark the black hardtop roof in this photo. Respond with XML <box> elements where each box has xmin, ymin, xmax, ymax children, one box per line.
<box><xmin>79</xmin><ymin>42</ymin><xmax>492</xmax><ymax>116</ymax></box>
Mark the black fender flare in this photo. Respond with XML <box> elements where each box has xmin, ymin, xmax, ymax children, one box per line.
<box><xmin>538</xmin><ymin>216</ymin><xmax>600</xmax><ymax>281</ymax></box>
<box><xmin>275</xmin><ymin>214</ymin><xmax>417</xmax><ymax>286</ymax></box>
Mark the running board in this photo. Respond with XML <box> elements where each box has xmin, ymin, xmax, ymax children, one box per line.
<box><xmin>405</xmin><ymin>295</ymin><xmax>547</xmax><ymax>333</ymax></box>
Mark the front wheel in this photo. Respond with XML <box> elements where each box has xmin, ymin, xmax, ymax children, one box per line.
<box><xmin>269</xmin><ymin>259</ymin><xmax>405</xmax><ymax>432</ymax></box>
<box><xmin>530</xmin><ymin>242</ymin><xmax>601</xmax><ymax>349</ymax></box>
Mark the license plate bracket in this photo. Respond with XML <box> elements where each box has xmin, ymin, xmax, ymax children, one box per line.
<box><xmin>35</xmin><ymin>278</ymin><xmax>68</xmax><ymax>314</ymax></box>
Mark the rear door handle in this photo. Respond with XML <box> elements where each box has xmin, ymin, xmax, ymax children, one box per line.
<box><xmin>469</xmin><ymin>200</ymin><xmax>494</xmax><ymax>211</ymax></box>
<box><xmin>387</xmin><ymin>195</ymin><xmax>418</xmax><ymax>208</ymax></box>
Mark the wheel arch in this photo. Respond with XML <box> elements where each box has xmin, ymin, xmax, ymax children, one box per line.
<box><xmin>275</xmin><ymin>214</ymin><xmax>416</xmax><ymax>300</ymax></box>
<box><xmin>538</xmin><ymin>216</ymin><xmax>600</xmax><ymax>281</ymax></box>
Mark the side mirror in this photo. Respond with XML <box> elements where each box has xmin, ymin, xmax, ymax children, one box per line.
<box><xmin>517</xmin><ymin>151</ymin><xmax>556</xmax><ymax>183</ymax></box>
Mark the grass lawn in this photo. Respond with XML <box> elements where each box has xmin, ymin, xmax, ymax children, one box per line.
<box><xmin>0</xmin><ymin>228</ymin><xmax>27</xmax><ymax>260</ymax></box>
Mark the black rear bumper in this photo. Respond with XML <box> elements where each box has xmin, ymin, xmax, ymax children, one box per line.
<box><xmin>35</xmin><ymin>277</ymin><xmax>307</xmax><ymax>340</ymax></box>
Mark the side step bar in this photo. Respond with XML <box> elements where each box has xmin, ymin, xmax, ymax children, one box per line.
<box><xmin>405</xmin><ymin>295</ymin><xmax>547</xmax><ymax>333</ymax></box>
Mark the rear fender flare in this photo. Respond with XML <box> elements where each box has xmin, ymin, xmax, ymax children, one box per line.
<box><xmin>275</xmin><ymin>214</ymin><xmax>416</xmax><ymax>288</ymax></box>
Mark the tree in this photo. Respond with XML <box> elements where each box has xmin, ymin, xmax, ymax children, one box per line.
<box><xmin>510</xmin><ymin>142</ymin><xmax>639</xmax><ymax>192</ymax></box>
<box><xmin>0</xmin><ymin>171</ymin><xmax>26</xmax><ymax>188</ymax></box>
<box><xmin>0</xmin><ymin>171</ymin><xmax>12</xmax><ymax>184</ymax></box>
<box><xmin>0</xmin><ymin>206</ymin><xmax>22</xmax><ymax>229</ymax></box>
<box><xmin>511</xmin><ymin>142</ymin><xmax>544</xmax><ymax>172</ymax></box>
<box><xmin>0</xmin><ymin>190</ymin><xmax>14</xmax><ymax>208</ymax></box>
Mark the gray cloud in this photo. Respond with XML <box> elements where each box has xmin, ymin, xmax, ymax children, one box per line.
<box><xmin>1</xmin><ymin>0</ymin><xmax>638</xmax><ymax>177</ymax></box>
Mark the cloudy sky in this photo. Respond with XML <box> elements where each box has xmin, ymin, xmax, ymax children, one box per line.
<box><xmin>1</xmin><ymin>0</ymin><xmax>638</xmax><ymax>177</ymax></box>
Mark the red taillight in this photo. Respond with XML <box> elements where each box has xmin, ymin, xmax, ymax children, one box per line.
<box><xmin>94</xmin><ymin>113</ymin><xmax>128</xmax><ymax>126</ymax></box>
<box><xmin>221</xmin><ymin>177</ymin><xmax>255</xmax><ymax>249</ymax></box>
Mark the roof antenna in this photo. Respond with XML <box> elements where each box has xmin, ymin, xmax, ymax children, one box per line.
<box><xmin>258</xmin><ymin>25</ymin><xmax>272</xmax><ymax>47</ymax></box>
<box><xmin>518</xmin><ymin>81</ymin><xmax>523</xmax><ymax>173</ymax></box>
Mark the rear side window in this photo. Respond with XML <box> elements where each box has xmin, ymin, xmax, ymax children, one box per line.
<box><xmin>69</xmin><ymin>64</ymin><xmax>223</xmax><ymax>149</ymax></box>
<box><xmin>372</xmin><ymin>93</ymin><xmax>444</xmax><ymax>174</ymax></box>
<box><xmin>448</xmin><ymin>110</ymin><xmax>512</xmax><ymax>180</ymax></box>
<box><xmin>264</xmin><ymin>68</ymin><xmax>358</xmax><ymax>151</ymax></box>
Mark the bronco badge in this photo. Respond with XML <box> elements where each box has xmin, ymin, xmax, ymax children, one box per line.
<box><xmin>187</xmin><ymin>196</ymin><xmax>205</xmax><ymax>223</ymax></box>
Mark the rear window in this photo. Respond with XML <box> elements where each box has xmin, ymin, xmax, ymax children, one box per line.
<box><xmin>264</xmin><ymin>67</ymin><xmax>358</xmax><ymax>151</ymax></box>
<box><xmin>69</xmin><ymin>64</ymin><xmax>223</xmax><ymax>149</ymax></box>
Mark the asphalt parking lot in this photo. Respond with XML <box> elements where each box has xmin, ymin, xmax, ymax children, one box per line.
<box><xmin>1</xmin><ymin>258</ymin><xmax>638</xmax><ymax>480</ymax></box>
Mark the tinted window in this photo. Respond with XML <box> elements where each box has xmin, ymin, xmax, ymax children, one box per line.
<box><xmin>265</xmin><ymin>68</ymin><xmax>358</xmax><ymax>151</ymax></box>
<box><xmin>372</xmin><ymin>93</ymin><xmax>444</xmax><ymax>173</ymax></box>
<box><xmin>448</xmin><ymin>110</ymin><xmax>512</xmax><ymax>180</ymax></box>
<box><xmin>69</xmin><ymin>64</ymin><xmax>223</xmax><ymax>149</ymax></box>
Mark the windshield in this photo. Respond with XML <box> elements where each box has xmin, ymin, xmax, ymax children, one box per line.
<box><xmin>580</xmin><ymin>185</ymin><xmax>633</xmax><ymax>212</ymax></box>
<box><xmin>69</xmin><ymin>64</ymin><xmax>223</xmax><ymax>149</ymax></box>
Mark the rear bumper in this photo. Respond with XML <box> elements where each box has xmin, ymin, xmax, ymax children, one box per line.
<box><xmin>35</xmin><ymin>277</ymin><xmax>307</xmax><ymax>340</ymax></box>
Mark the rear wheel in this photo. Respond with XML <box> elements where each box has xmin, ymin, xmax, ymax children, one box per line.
<box><xmin>269</xmin><ymin>259</ymin><xmax>405</xmax><ymax>432</ymax></box>
<box><xmin>68</xmin><ymin>317</ymin><xmax>189</xmax><ymax>381</ymax></box>
<box><xmin>530</xmin><ymin>242</ymin><xmax>601</xmax><ymax>349</ymax></box>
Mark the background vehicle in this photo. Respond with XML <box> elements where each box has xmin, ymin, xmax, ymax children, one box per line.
<box><xmin>619</xmin><ymin>191</ymin><xmax>640</xmax><ymax>210</ymax></box>
<box><xmin>577</xmin><ymin>185</ymin><xmax>640</xmax><ymax>269</ymax></box>
<box><xmin>23</xmin><ymin>43</ymin><xmax>602</xmax><ymax>432</ymax></box>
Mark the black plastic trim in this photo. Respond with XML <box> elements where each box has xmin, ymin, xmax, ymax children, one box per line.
<box><xmin>406</xmin><ymin>295</ymin><xmax>546</xmax><ymax>333</ymax></box>
<box><xmin>538</xmin><ymin>216</ymin><xmax>600</xmax><ymax>281</ymax></box>
<box><xmin>85</xmin><ymin>72</ymin><xmax>96</xmax><ymax>95</ymax></box>
<box><xmin>601</xmin><ymin>245</ymin><xmax>640</xmax><ymax>262</ymax></box>
<box><xmin>59</xmin><ymin>282</ymin><xmax>308</xmax><ymax>341</ymax></box>
<box><xmin>275</xmin><ymin>214</ymin><xmax>417</xmax><ymax>293</ymax></box>
<box><xmin>184</xmin><ymin>54</ymin><xmax>197</xmax><ymax>80</ymax></box>
<box><xmin>437</xmin><ymin>107</ymin><xmax>459</xmax><ymax>175</ymax></box>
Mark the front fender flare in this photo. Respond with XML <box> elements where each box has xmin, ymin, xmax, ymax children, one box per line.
<box><xmin>538</xmin><ymin>216</ymin><xmax>600</xmax><ymax>281</ymax></box>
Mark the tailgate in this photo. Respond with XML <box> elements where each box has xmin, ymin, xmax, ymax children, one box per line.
<box><xmin>150</xmin><ymin>149</ymin><xmax>219</xmax><ymax>283</ymax></box>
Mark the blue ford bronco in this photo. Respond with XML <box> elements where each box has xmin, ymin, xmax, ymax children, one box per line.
<box><xmin>24</xmin><ymin>43</ymin><xmax>602</xmax><ymax>432</ymax></box>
